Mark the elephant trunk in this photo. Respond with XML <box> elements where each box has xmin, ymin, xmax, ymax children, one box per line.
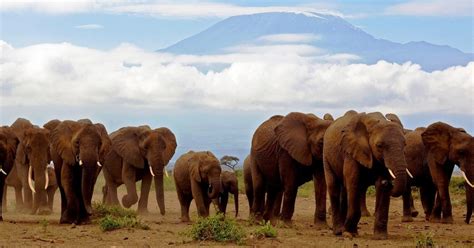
<box><xmin>82</xmin><ymin>165</ymin><xmax>97</xmax><ymax>215</ymax></box>
<box><xmin>233</xmin><ymin>191</ymin><xmax>239</xmax><ymax>218</ymax></box>
<box><xmin>466</xmin><ymin>185</ymin><xmax>473</xmax><ymax>224</ymax></box>
<box><xmin>154</xmin><ymin>169</ymin><xmax>165</xmax><ymax>215</ymax></box>
<box><xmin>208</xmin><ymin>178</ymin><xmax>221</xmax><ymax>199</ymax></box>
<box><xmin>384</xmin><ymin>149</ymin><xmax>408</xmax><ymax>197</ymax></box>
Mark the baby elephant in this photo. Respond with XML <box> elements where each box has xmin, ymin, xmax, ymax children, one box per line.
<box><xmin>174</xmin><ymin>151</ymin><xmax>222</xmax><ymax>222</ymax></box>
<box><xmin>213</xmin><ymin>171</ymin><xmax>239</xmax><ymax>217</ymax></box>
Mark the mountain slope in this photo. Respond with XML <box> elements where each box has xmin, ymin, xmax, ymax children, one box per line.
<box><xmin>161</xmin><ymin>12</ymin><xmax>472</xmax><ymax>71</ymax></box>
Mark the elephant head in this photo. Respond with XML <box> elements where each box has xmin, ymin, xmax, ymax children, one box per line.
<box><xmin>16</xmin><ymin>127</ymin><xmax>52</xmax><ymax>214</ymax></box>
<box><xmin>274</xmin><ymin>112</ymin><xmax>333</xmax><ymax>166</ymax></box>
<box><xmin>111</xmin><ymin>126</ymin><xmax>176</xmax><ymax>215</ymax></box>
<box><xmin>51</xmin><ymin>120</ymin><xmax>111</xmax><ymax>214</ymax></box>
<box><xmin>422</xmin><ymin>122</ymin><xmax>474</xmax><ymax>189</ymax></box>
<box><xmin>189</xmin><ymin>151</ymin><xmax>222</xmax><ymax>199</ymax></box>
<box><xmin>341</xmin><ymin>112</ymin><xmax>408</xmax><ymax>197</ymax></box>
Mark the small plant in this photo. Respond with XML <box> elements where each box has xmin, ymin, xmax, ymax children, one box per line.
<box><xmin>92</xmin><ymin>202</ymin><xmax>149</xmax><ymax>232</ymax></box>
<box><xmin>185</xmin><ymin>213</ymin><xmax>246</xmax><ymax>244</ymax></box>
<box><xmin>252</xmin><ymin>221</ymin><xmax>277</xmax><ymax>239</ymax></box>
<box><xmin>39</xmin><ymin>219</ymin><xmax>49</xmax><ymax>232</ymax></box>
<box><xmin>414</xmin><ymin>231</ymin><xmax>436</xmax><ymax>248</ymax></box>
<box><xmin>449</xmin><ymin>177</ymin><xmax>465</xmax><ymax>195</ymax></box>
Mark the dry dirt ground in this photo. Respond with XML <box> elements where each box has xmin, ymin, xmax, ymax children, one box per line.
<box><xmin>1</xmin><ymin>183</ymin><xmax>473</xmax><ymax>247</ymax></box>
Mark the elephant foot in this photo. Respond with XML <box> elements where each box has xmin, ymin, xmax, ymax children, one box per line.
<box><xmin>411</xmin><ymin>209</ymin><xmax>419</xmax><ymax>218</ymax></box>
<box><xmin>333</xmin><ymin>225</ymin><xmax>344</xmax><ymax>236</ymax></box>
<box><xmin>0</xmin><ymin>216</ymin><xmax>2</xmax><ymax>221</ymax></box>
<box><xmin>37</xmin><ymin>208</ymin><xmax>52</xmax><ymax>216</ymax></box>
<box><xmin>121</xmin><ymin>195</ymin><xmax>138</xmax><ymax>209</ymax></box>
<box><xmin>441</xmin><ymin>216</ymin><xmax>453</xmax><ymax>224</ymax></box>
<box><xmin>60</xmin><ymin>215</ymin><xmax>75</xmax><ymax>224</ymax></box>
<box><xmin>429</xmin><ymin>216</ymin><xmax>441</xmax><ymax>223</ymax></box>
<box><xmin>361</xmin><ymin>209</ymin><xmax>371</xmax><ymax>217</ymax></box>
<box><xmin>137</xmin><ymin>208</ymin><xmax>149</xmax><ymax>216</ymax></box>
<box><xmin>402</xmin><ymin>215</ymin><xmax>414</xmax><ymax>222</ymax></box>
<box><xmin>313</xmin><ymin>220</ymin><xmax>328</xmax><ymax>230</ymax></box>
<box><xmin>180</xmin><ymin>216</ymin><xmax>191</xmax><ymax>223</ymax></box>
<box><xmin>372</xmin><ymin>232</ymin><xmax>388</xmax><ymax>240</ymax></box>
<box><xmin>77</xmin><ymin>215</ymin><xmax>91</xmax><ymax>225</ymax></box>
<box><xmin>342</xmin><ymin>231</ymin><xmax>357</xmax><ymax>239</ymax></box>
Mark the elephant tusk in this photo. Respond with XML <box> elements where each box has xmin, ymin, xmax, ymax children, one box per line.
<box><xmin>28</xmin><ymin>165</ymin><xmax>36</xmax><ymax>193</ymax></box>
<box><xmin>461</xmin><ymin>170</ymin><xmax>474</xmax><ymax>188</ymax></box>
<box><xmin>388</xmin><ymin>169</ymin><xmax>397</xmax><ymax>179</ymax></box>
<box><xmin>79</xmin><ymin>160</ymin><xmax>83</xmax><ymax>166</ymax></box>
<box><xmin>164</xmin><ymin>168</ymin><xmax>169</xmax><ymax>178</ymax></box>
<box><xmin>0</xmin><ymin>168</ymin><xmax>7</xmax><ymax>176</ymax></box>
<box><xmin>149</xmin><ymin>166</ymin><xmax>155</xmax><ymax>177</ymax></box>
<box><xmin>44</xmin><ymin>169</ymin><xmax>49</xmax><ymax>190</ymax></box>
<box><xmin>47</xmin><ymin>161</ymin><xmax>54</xmax><ymax>169</ymax></box>
<box><xmin>97</xmin><ymin>161</ymin><xmax>102</xmax><ymax>167</ymax></box>
<box><xmin>406</xmin><ymin>169</ymin><xmax>414</xmax><ymax>179</ymax></box>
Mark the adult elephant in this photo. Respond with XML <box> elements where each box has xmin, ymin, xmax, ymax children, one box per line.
<box><xmin>9</xmin><ymin>125</ymin><xmax>53</xmax><ymax>215</ymax></box>
<box><xmin>213</xmin><ymin>171</ymin><xmax>239</xmax><ymax>217</ymax></box>
<box><xmin>0</xmin><ymin>126</ymin><xmax>19</xmax><ymax>221</ymax></box>
<box><xmin>250</xmin><ymin>112</ymin><xmax>333</xmax><ymax>225</ymax></box>
<box><xmin>174</xmin><ymin>151</ymin><xmax>222</xmax><ymax>222</ymax></box>
<box><xmin>50</xmin><ymin>120</ymin><xmax>111</xmax><ymax>224</ymax></box>
<box><xmin>324</xmin><ymin>111</ymin><xmax>409</xmax><ymax>239</ymax></box>
<box><xmin>102</xmin><ymin>126</ymin><xmax>176</xmax><ymax>215</ymax></box>
<box><xmin>421</xmin><ymin>122</ymin><xmax>474</xmax><ymax>224</ymax></box>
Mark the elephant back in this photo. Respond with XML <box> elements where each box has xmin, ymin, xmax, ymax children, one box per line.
<box><xmin>43</xmin><ymin>119</ymin><xmax>61</xmax><ymax>131</ymax></box>
<box><xmin>251</xmin><ymin>115</ymin><xmax>283</xmax><ymax>158</ymax></box>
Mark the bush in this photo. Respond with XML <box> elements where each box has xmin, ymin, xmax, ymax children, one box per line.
<box><xmin>92</xmin><ymin>202</ymin><xmax>149</xmax><ymax>232</ymax></box>
<box><xmin>450</xmin><ymin>177</ymin><xmax>465</xmax><ymax>195</ymax></box>
<box><xmin>414</xmin><ymin>231</ymin><xmax>436</xmax><ymax>248</ymax></box>
<box><xmin>252</xmin><ymin>221</ymin><xmax>277</xmax><ymax>239</ymax></box>
<box><xmin>186</xmin><ymin>214</ymin><xmax>246</xmax><ymax>244</ymax></box>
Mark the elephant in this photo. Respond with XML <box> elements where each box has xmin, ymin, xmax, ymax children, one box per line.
<box><xmin>0</xmin><ymin>126</ymin><xmax>19</xmax><ymax>221</ymax></box>
<box><xmin>213</xmin><ymin>171</ymin><xmax>239</xmax><ymax>217</ymax></box>
<box><xmin>49</xmin><ymin>119</ymin><xmax>111</xmax><ymax>224</ymax></box>
<box><xmin>173</xmin><ymin>151</ymin><xmax>222</xmax><ymax>222</ymax></box>
<box><xmin>250</xmin><ymin>112</ymin><xmax>333</xmax><ymax>225</ymax></box>
<box><xmin>421</xmin><ymin>122</ymin><xmax>474</xmax><ymax>224</ymax></box>
<box><xmin>323</xmin><ymin>111</ymin><xmax>409</xmax><ymax>239</ymax></box>
<box><xmin>102</xmin><ymin>126</ymin><xmax>176</xmax><ymax>215</ymax></box>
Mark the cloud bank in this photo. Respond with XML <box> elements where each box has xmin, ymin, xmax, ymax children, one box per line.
<box><xmin>1</xmin><ymin>40</ymin><xmax>473</xmax><ymax>116</ymax></box>
<box><xmin>74</xmin><ymin>24</ymin><xmax>104</xmax><ymax>29</ymax></box>
<box><xmin>386</xmin><ymin>0</ymin><xmax>473</xmax><ymax>17</ymax></box>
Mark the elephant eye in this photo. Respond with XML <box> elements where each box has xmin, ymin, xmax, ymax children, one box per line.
<box><xmin>376</xmin><ymin>142</ymin><xmax>384</xmax><ymax>149</ymax></box>
<box><xmin>458</xmin><ymin>149</ymin><xmax>466</xmax><ymax>155</ymax></box>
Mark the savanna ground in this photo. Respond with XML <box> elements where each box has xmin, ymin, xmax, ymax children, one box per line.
<box><xmin>1</xmin><ymin>171</ymin><xmax>473</xmax><ymax>247</ymax></box>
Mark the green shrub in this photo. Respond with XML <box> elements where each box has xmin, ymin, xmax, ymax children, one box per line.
<box><xmin>185</xmin><ymin>213</ymin><xmax>246</xmax><ymax>244</ymax></box>
<box><xmin>39</xmin><ymin>219</ymin><xmax>49</xmax><ymax>232</ymax></box>
<box><xmin>414</xmin><ymin>231</ymin><xmax>436</xmax><ymax>248</ymax></box>
<box><xmin>92</xmin><ymin>202</ymin><xmax>149</xmax><ymax>232</ymax></box>
<box><xmin>366</xmin><ymin>186</ymin><xmax>376</xmax><ymax>196</ymax></box>
<box><xmin>450</xmin><ymin>177</ymin><xmax>465</xmax><ymax>195</ymax></box>
<box><xmin>252</xmin><ymin>221</ymin><xmax>277</xmax><ymax>239</ymax></box>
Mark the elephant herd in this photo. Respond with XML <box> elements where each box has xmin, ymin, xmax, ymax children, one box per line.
<box><xmin>0</xmin><ymin>111</ymin><xmax>472</xmax><ymax>240</ymax></box>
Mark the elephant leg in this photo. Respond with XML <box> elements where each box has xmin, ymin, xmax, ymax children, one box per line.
<box><xmin>14</xmin><ymin>186</ymin><xmax>24</xmax><ymax>211</ymax></box>
<box><xmin>107</xmin><ymin>183</ymin><xmax>120</xmax><ymax>206</ymax></box>
<box><xmin>2</xmin><ymin>186</ymin><xmax>6</xmax><ymax>213</ymax></box>
<box><xmin>121</xmin><ymin>163</ymin><xmax>138</xmax><ymax>208</ymax></box>
<box><xmin>343</xmin><ymin>164</ymin><xmax>360</xmax><ymax>236</ymax></box>
<box><xmin>251</xmin><ymin>164</ymin><xmax>265</xmax><ymax>221</ymax></box>
<box><xmin>191</xmin><ymin>181</ymin><xmax>208</xmax><ymax>217</ymax></box>
<box><xmin>219</xmin><ymin>192</ymin><xmax>229</xmax><ymax>215</ymax></box>
<box><xmin>313</xmin><ymin>166</ymin><xmax>327</xmax><ymax>226</ymax></box>
<box><xmin>272</xmin><ymin>191</ymin><xmax>282</xmax><ymax>217</ymax></box>
<box><xmin>101</xmin><ymin>185</ymin><xmax>107</xmax><ymax>204</ymax></box>
<box><xmin>430</xmin><ymin>192</ymin><xmax>442</xmax><ymax>221</ymax></box>
<box><xmin>420</xmin><ymin>184</ymin><xmax>435</xmax><ymax>221</ymax></box>
<box><xmin>326</xmin><ymin>167</ymin><xmax>344</xmax><ymax>235</ymax></box>
<box><xmin>263</xmin><ymin>187</ymin><xmax>279</xmax><ymax>224</ymax></box>
<box><xmin>409</xmin><ymin>189</ymin><xmax>418</xmax><ymax>217</ymax></box>
<box><xmin>137</xmin><ymin>172</ymin><xmax>152</xmax><ymax>214</ymax></box>
<box><xmin>47</xmin><ymin>187</ymin><xmax>55</xmax><ymax>212</ymax></box>
<box><xmin>373</xmin><ymin>178</ymin><xmax>391</xmax><ymax>240</ymax></box>
<box><xmin>176</xmin><ymin>186</ymin><xmax>192</xmax><ymax>222</ymax></box>
<box><xmin>19</xmin><ymin>175</ymin><xmax>33</xmax><ymax>212</ymax></box>
<box><xmin>402</xmin><ymin>187</ymin><xmax>414</xmax><ymax>222</ymax></box>
<box><xmin>60</xmin><ymin>164</ymin><xmax>79</xmax><ymax>224</ymax></box>
<box><xmin>360</xmin><ymin>185</ymin><xmax>370</xmax><ymax>217</ymax></box>
<box><xmin>245</xmin><ymin>185</ymin><xmax>254</xmax><ymax>215</ymax></box>
<box><xmin>465</xmin><ymin>185</ymin><xmax>473</xmax><ymax>224</ymax></box>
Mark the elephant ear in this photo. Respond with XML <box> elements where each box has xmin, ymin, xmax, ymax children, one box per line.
<box><xmin>94</xmin><ymin>123</ymin><xmax>112</xmax><ymax>162</ymax></box>
<box><xmin>275</xmin><ymin>112</ymin><xmax>312</xmax><ymax>166</ymax></box>
<box><xmin>43</xmin><ymin>119</ymin><xmax>61</xmax><ymax>131</ymax></box>
<box><xmin>323</xmin><ymin>113</ymin><xmax>334</xmax><ymax>121</ymax></box>
<box><xmin>385</xmin><ymin>113</ymin><xmax>403</xmax><ymax>128</ymax></box>
<box><xmin>422</xmin><ymin>122</ymin><xmax>451</xmax><ymax>165</ymax></box>
<box><xmin>189</xmin><ymin>153</ymin><xmax>201</xmax><ymax>182</ymax></box>
<box><xmin>341</xmin><ymin>114</ymin><xmax>373</xmax><ymax>168</ymax></box>
<box><xmin>50</xmin><ymin>121</ymin><xmax>75</xmax><ymax>165</ymax></box>
<box><xmin>156</xmin><ymin>127</ymin><xmax>177</xmax><ymax>165</ymax></box>
<box><xmin>111</xmin><ymin>127</ymin><xmax>145</xmax><ymax>169</ymax></box>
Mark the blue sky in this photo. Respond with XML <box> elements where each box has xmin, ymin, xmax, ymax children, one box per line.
<box><xmin>1</xmin><ymin>0</ymin><xmax>473</xmax><ymax>52</ymax></box>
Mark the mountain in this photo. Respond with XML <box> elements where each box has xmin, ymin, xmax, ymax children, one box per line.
<box><xmin>161</xmin><ymin>12</ymin><xmax>472</xmax><ymax>71</ymax></box>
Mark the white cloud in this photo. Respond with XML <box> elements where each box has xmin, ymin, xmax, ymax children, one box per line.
<box><xmin>75</xmin><ymin>24</ymin><xmax>104</xmax><ymax>29</ymax></box>
<box><xmin>0</xmin><ymin>0</ymin><xmax>343</xmax><ymax>18</ymax></box>
<box><xmin>258</xmin><ymin>34</ymin><xmax>321</xmax><ymax>44</ymax></box>
<box><xmin>1</xmin><ymin>40</ymin><xmax>473</xmax><ymax>116</ymax></box>
<box><xmin>386</xmin><ymin>0</ymin><xmax>473</xmax><ymax>17</ymax></box>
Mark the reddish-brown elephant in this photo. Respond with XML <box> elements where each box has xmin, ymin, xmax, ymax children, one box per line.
<box><xmin>102</xmin><ymin>126</ymin><xmax>176</xmax><ymax>215</ymax></box>
<box><xmin>213</xmin><ymin>171</ymin><xmax>239</xmax><ymax>217</ymax></box>
<box><xmin>250</xmin><ymin>112</ymin><xmax>333</xmax><ymax>225</ymax></box>
<box><xmin>324</xmin><ymin>111</ymin><xmax>409</xmax><ymax>239</ymax></box>
<box><xmin>49</xmin><ymin>119</ymin><xmax>111</xmax><ymax>224</ymax></box>
<box><xmin>421</xmin><ymin>122</ymin><xmax>474</xmax><ymax>224</ymax></box>
<box><xmin>0</xmin><ymin>126</ymin><xmax>19</xmax><ymax>221</ymax></box>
